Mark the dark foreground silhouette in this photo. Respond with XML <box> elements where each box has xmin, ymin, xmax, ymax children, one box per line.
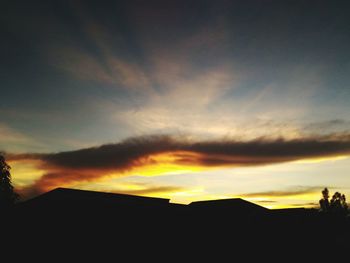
<box><xmin>4</xmin><ymin>188</ymin><xmax>350</xmax><ymax>260</ymax></box>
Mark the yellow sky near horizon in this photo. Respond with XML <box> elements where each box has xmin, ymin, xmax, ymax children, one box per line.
<box><xmin>9</xmin><ymin>153</ymin><xmax>350</xmax><ymax>209</ymax></box>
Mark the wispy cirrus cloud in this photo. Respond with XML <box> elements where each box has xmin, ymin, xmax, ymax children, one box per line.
<box><xmin>0</xmin><ymin>123</ymin><xmax>30</xmax><ymax>144</ymax></box>
<box><xmin>0</xmin><ymin>123</ymin><xmax>42</xmax><ymax>153</ymax></box>
<box><xmin>49</xmin><ymin>0</ymin><xmax>235</xmax><ymax>104</ymax></box>
<box><xmin>238</xmin><ymin>186</ymin><xmax>335</xmax><ymax>209</ymax></box>
<box><xmin>51</xmin><ymin>47</ymin><xmax>114</xmax><ymax>84</ymax></box>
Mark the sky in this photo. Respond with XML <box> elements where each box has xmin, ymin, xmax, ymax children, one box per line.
<box><xmin>1</xmin><ymin>0</ymin><xmax>350</xmax><ymax>208</ymax></box>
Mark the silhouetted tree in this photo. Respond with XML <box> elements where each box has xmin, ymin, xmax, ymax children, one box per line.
<box><xmin>319</xmin><ymin>187</ymin><xmax>330</xmax><ymax>212</ymax></box>
<box><xmin>341</xmin><ymin>194</ymin><xmax>348</xmax><ymax>211</ymax></box>
<box><xmin>0</xmin><ymin>154</ymin><xmax>19</xmax><ymax>209</ymax></box>
<box><xmin>319</xmin><ymin>188</ymin><xmax>348</xmax><ymax>215</ymax></box>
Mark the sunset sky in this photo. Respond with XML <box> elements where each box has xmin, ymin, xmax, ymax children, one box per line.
<box><xmin>1</xmin><ymin>0</ymin><xmax>350</xmax><ymax>208</ymax></box>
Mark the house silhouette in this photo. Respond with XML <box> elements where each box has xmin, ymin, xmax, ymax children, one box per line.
<box><xmin>16</xmin><ymin>187</ymin><xmax>269</xmax><ymax>219</ymax></box>
<box><xmin>19</xmin><ymin>187</ymin><xmax>170</xmax><ymax>209</ymax></box>
<box><xmin>5</xmin><ymin>187</ymin><xmax>350</xmax><ymax>260</ymax></box>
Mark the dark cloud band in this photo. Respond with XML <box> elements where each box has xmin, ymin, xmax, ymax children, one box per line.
<box><xmin>38</xmin><ymin>134</ymin><xmax>350</xmax><ymax>168</ymax></box>
<box><xmin>9</xmin><ymin>134</ymin><xmax>350</xmax><ymax>198</ymax></box>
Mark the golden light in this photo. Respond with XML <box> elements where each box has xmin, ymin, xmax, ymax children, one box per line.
<box><xmin>9</xmin><ymin>159</ymin><xmax>47</xmax><ymax>188</ymax></box>
<box><xmin>127</xmin><ymin>151</ymin><xmax>209</xmax><ymax>177</ymax></box>
<box><xmin>241</xmin><ymin>191</ymin><xmax>321</xmax><ymax>209</ymax></box>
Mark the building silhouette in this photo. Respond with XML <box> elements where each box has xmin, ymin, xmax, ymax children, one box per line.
<box><xmin>4</xmin><ymin>187</ymin><xmax>349</xmax><ymax>261</ymax></box>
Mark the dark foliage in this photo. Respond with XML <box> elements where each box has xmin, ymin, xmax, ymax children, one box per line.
<box><xmin>319</xmin><ymin>187</ymin><xmax>348</xmax><ymax>215</ymax></box>
<box><xmin>0</xmin><ymin>154</ymin><xmax>19</xmax><ymax>209</ymax></box>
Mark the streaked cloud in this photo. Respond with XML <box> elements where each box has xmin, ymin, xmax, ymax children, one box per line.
<box><xmin>51</xmin><ymin>47</ymin><xmax>114</xmax><ymax>84</ymax></box>
<box><xmin>0</xmin><ymin>123</ymin><xmax>31</xmax><ymax>144</ymax></box>
<box><xmin>239</xmin><ymin>186</ymin><xmax>324</xmax><ymax>198</ymax></box>
<box><xmin>238</xmin><ymin>186</ymin><xmax>330</xmax><ymax>209</ymax></box>
<box><xmin>0</xmin><ymin>123</ymin><xmax>41</xmax><ymax>153</ymax></box>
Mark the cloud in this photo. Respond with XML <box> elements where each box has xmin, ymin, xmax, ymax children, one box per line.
<box><xmin>48</xmin><ymin>3</ymin><xmax>157</xmax><ymax>96</ymax></box>
<box><xmin>51</xmin><ymin>47</ymin><xmax>115</xmax><ymax>84</ymax></box>
<box><xmin>16</xmin><ymin>134</ymin><xmax>350</xmax><ymax>168</ymax></box>
<box><xmin>0</xmin><ymin>124</ymin><xmax>30</xmax><ymax>144</ymax></box>
<box><xmin>304</xmin><ymin>119</ymin><xmax>350</xmax><ymax>134</ymax></box>
<box><xmin>9</xmin><ymin>133</ymin><xmax>350</xmax><ymax>199</ymax></box>
<box><xmin>107</xmin><ymin>57</ymin><xmax>154</xmax><ymax>92</ymax></box>
<box><xmin>0</xmin><ymin>123</ymin><xmax>42</xmax><ymax>153</ymax></box>
<box><xmin>239</xmin><ymin>186</ymin><xmax>324</xmax><ymax>198</ymax></box>
<box><xmin>238</xmin><ymin>186</ymin><xmax>331</xmax><ymax>208</ymax></box>
<box><xmin>51</xmin><ymin>46</ymin><xmax>154</xmax><ymax>92</ymax></box>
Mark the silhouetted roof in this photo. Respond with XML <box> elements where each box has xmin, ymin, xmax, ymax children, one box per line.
<box><xmin>21</xmin><ymin>187</ymin><xmax>170</xmax><ymax>207</ymax></box>
<box><xmin>21</xmin><ymin>189</ymin><xmax>270</xmax><ymax>212</ymax></box>
<box><xmin>189</xmin><ymin>198</ymin><xmax>268</xmax><ymax>212</ymax></box>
